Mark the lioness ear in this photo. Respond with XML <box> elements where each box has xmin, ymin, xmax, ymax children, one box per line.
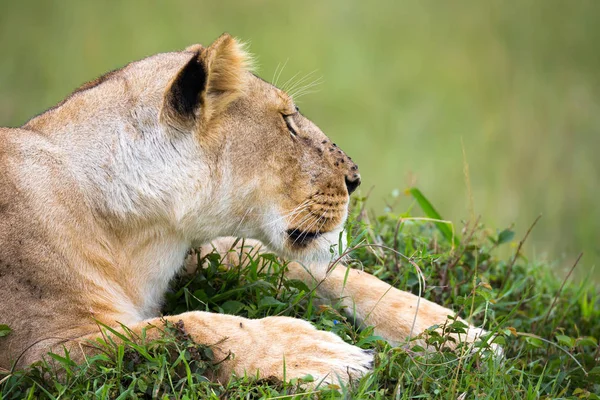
<box><xmin>161</xmin><ymin>34</ymin><xmax>251</xmax><ymax>131</ymax></box>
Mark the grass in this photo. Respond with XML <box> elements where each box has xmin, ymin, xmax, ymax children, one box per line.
<box><xmin>1</xmin><ymin>191</ymin><xmax>598</xmax><ymax>399</ymax></box>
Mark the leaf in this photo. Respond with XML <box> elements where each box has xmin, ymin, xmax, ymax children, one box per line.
<box><xmin>525</xmin><ymin>336</ymin><xmax>543</xmax><ymax>348</ymax></box>
<box><xmin>220</xmin><ymin>300</ymin><xmax>245</xmax><ymax>315</ymax></box>
<box><xmin>114</xmin><ymin>388</ymin><xmax>134</xmax><ymax>400</ymax></box>
<box><xmin>192</xmin><ymin>289</ymin><xmax>208</xmax><ymax>303</ymax></box>
<box><xmin>497</xmin><ymin>229</ymin><xmax>515</xmax><ymax>245</ymax></box>
<box><xmin>408</xmin><ymin>187</ymin><xmax>458</xmax><ymax>246</ymax></box>
<box><xmin>448</xmin><ymin>320</ymin><xmax>469</xmax><ymax>333</ymax></box>
<box><xmin>589</xmin><ymin>367</ymin><xmax>600</xmax><ymax>384</ymax></box>
<box><xmin>556</xmin><ymin>334</ymin><xmax>575</xmax><ymax>348</ymax></box>
<box><xmin>203</xmin><ymin>347</ymin><xmax>214</xmax><ymax>360</ymax></box>
<box><xmin>357</xmin><ymin>334</ymin><xmax>385</xmax><ymax>347</ymax></box>
<box><xmin>322</xmin><ymin>319</ymin><xmax>335</xmax><ymax>328</ymax></box>
<box><xmin>285</xmin><ymin>279</ymin><xmax>310</xmax><ymax>292</ymax></box>
<box><xmin>258</xmin><ymin>296</ymin><xmax>285</xmax><ymax>309</ymax></box>
<box><xmin>137</xmin><ymin>378</ymin><xmax>148</xmax><ymax>393</ymax></box>
<box><xmin>492</xmin><ymin>336</ymin><xmax>506</xmax><ymax>345</ymax></box>
<box><xmin>0</xmin><ymin>324</ymin><xmax>11</xmax><ymax>337</ymax></box>
<box><xmin>47</xmin><ymin>352</ymin><xmax>77</xmax><ymax>367</ymax></box>
<box><xmin>576</xmin><ymin>336</ymin><xmax>598</xmax><ymax>347</ymax></box>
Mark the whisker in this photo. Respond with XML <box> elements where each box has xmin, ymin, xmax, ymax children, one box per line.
<box><xmin>289</xmin><ymin>76</ymin><xmax>323</xmax><ymax>96</ymax></box>
<box><xmin>289</xmin><ymin>77</ymin><xmax>324</xmax><ymax>100</ymax></box>
<box><xmin>272</xmin><ymin>62</ymin><xmax>281</xmax><ymax>86</ymax></box>
<box><xmin>272</xmin><ymin>58</ymin><xmax>289</xmax><ymax>87</ymax></box>
<box><xmin>286</xmin><ymin>210</ymin><xmax>315</xmax><ymax>233</ymax></box>
<box><xmin>287</xmin><ymin>70</ymin><xmax>318</xmax><ymax>90</ymax></box>
<box><xmin>293</xmin><ymin>211</ymin><xmax>321</xmax><ymax>234</ymax></box>
<box><xmin>287</xmin><ymin>208</ymin><xmax>311</xmax><ymax>226</ymax></box>
<box><xmin>261</xmin><ymin>209</ymin><xmax>306</xmax><ymax>230</ymax></box>
<box><xmin>291</xmin><ymin>214</ymin><xmax>324</xmax><ymax>247</ymax></box>
<box><xmin>285</xmin><ymin>70</ymin><xmax>319</xmax><ymax>96</ymax></box>
<box><xmin>290</xmin><ymin>79</ymin><xmax>323</xmax><ymax>94</ymax></box>
<box><xmin>290</xmin><ymin>88</ymin><xmax>320</xmax><ymax>101</ymax></box>
<box><xmin>315</xmin><ymin>214</ymin><xmax>328</xmax><ymax>235</ymax></box>
<box><xmin>263</xmin><ymin>205</ymin><xmax>313</xmax><ymax>250</ymax></box>
<box><xmin>232</xmin><ymin>207</ymin><xmax>253</xmax><ymax>237</ymax></box>
<box><xmin>280</xmin><ymin>71</ymin><xmax>302</xmax><ymax>93</ymax></box>
<box><xmin>279</xmin><ymin>200</ymin><xmax>314</xmax><ymax>222</ymax></box>
<box><xmin>260</xmin><ymin>200</ymin><xmax>315</xmax><ymax>230</ymax></box>
<box><xmin>228</xmin><ymin>202</ymin><xmax>309</xmax><ymax>225</ymax></box>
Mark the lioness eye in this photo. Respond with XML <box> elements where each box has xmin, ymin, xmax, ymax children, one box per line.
<box><xmin>282</xmin><ymin>114</ymin><xmax>298</xmax><ymax>137</ymax></box>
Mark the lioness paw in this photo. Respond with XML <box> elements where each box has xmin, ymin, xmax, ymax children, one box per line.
<box><xmin>230</xmin><ymin>316</ymin><xmax>373</xmax><ymax>387</ymax></box>
<box><xmin>288</xmin><ymin>330</ymin><xmax>374</xmax><ymax>386</ymax></box>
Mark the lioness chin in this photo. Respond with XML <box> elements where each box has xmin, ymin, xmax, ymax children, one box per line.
<box><xmin>0</xmin><ymin>34</ymin><xmax>494</xmax><ymax>386</ymax></box>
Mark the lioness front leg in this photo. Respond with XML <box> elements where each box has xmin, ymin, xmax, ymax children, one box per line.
<box><xmin>67</xmin><ymin>312</ymin><xmax>373</xmax><ymax>386</ymax></box>
<box><xmin>196</xmin><ymin>238</ymin><xmax>494</xmax><ymax>350</ymax></box>
<box><xmin>286</xmin><ymin>263</ymin><xmax>494</xmax><ymax>350</ymax></box>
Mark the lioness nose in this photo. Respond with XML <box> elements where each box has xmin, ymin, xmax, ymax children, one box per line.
<box><xmin>345</xmin><ymin>174</ymin><xmax>361</xmax><ymax>195</ymax></box>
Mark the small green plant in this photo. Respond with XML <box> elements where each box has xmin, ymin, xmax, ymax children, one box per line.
<box><xmin>1</xmin><ymin>190</ymin><xmax>598</xmax><ymax>399</ymax></box>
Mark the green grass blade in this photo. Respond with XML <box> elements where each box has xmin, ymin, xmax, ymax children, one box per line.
<box><xmin>409</xmin><ymin>187</ymin><xmax>459</xmax><ymax>246</ymax></box>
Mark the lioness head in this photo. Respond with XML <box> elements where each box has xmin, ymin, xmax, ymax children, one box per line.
<box><xmin>164</xmin><ymin>35</ymin><xmax>360</xmax><ymax>262</ymax></box>
<box><xmin>167</xmin><ymin>35</ymin><xmax>361</xmax><ymax>262</ymax></box>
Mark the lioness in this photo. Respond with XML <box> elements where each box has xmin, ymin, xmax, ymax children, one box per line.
<box><xmin>0</xmin><ymin>34</ymin><xmax>490</xmax><ymax>385</ymax></box>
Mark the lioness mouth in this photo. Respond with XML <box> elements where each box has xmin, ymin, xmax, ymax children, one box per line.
<box><xmin>286</xmin><ymin>229</ymin><xmax>321</xmax><ymax>247</ymax></box>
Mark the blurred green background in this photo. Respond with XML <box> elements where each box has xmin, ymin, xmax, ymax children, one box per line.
<box><xmin>1</xmin><ymin>0</ymin><xmax>598</xmax><ymax>281</ymax></box>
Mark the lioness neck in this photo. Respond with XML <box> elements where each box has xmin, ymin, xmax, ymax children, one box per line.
<box><xmin>18</xmin><ymin>53</ymin><xmax>233</xmax><ymax>320</ymax></box>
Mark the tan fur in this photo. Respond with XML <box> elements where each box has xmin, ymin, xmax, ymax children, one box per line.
<box><xmin>0</xmin><ymin>34</ymin><xmax>491</xmax><ymax>385</ymax></box>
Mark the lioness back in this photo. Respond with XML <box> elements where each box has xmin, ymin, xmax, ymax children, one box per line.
<box><xmin>0</xmin><ymin>128</ymin><xmax>81</xmax><ymax>366</ymax></box>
